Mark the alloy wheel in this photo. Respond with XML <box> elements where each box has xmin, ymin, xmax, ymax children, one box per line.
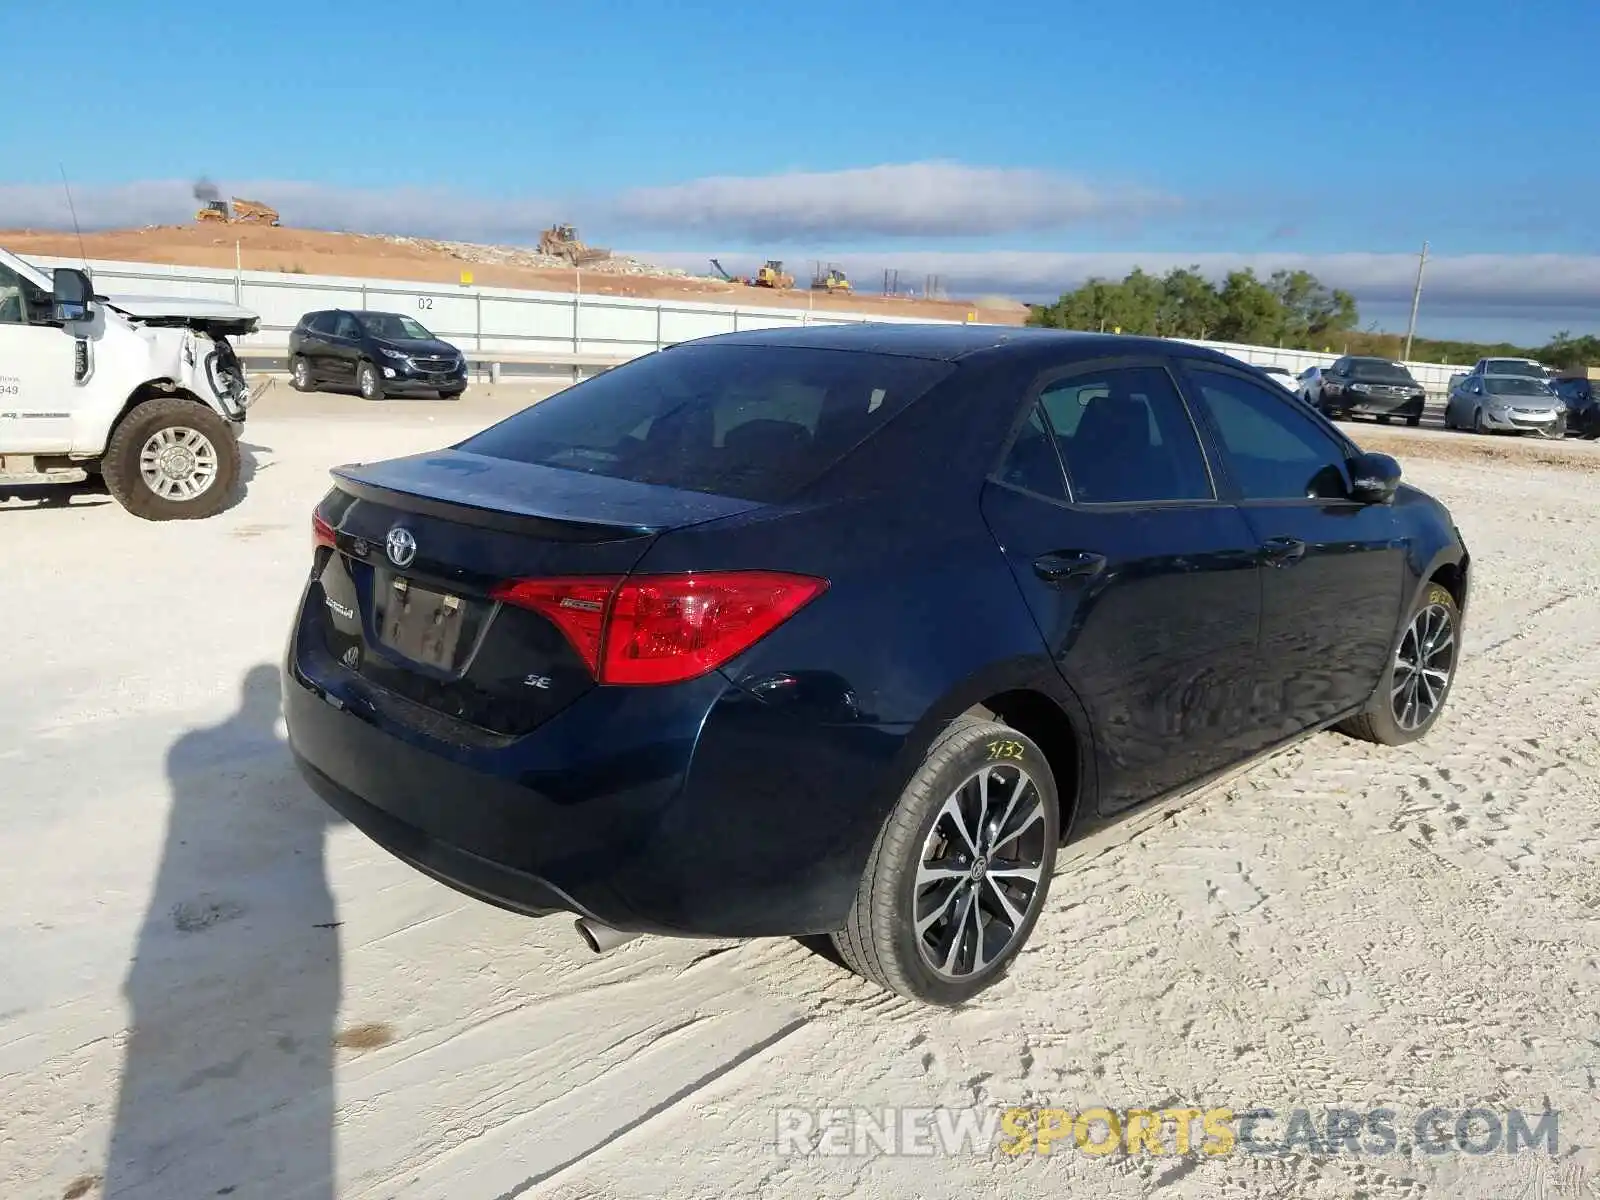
<box><xmin>138</xmin><ymin>426</ymin><xmax>219</xmax><ymax>501</ymax></box>
<box><xmin>914</xmin><ymin>763</ymin><xmax>1049</xmax><ymax>979</ymax></box>
<box><xmin>1392</xmin><ymin>601</ymin><xmax>1455</xmax><ymax>731</ymax></box>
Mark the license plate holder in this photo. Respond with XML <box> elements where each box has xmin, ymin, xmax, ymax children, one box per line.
<box><xmin>379</xmin><ymin>579</ymin><xmax>466</xmax><ymax>670</ymax></box>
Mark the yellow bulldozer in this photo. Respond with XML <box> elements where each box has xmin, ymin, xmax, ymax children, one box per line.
<box><xmin>538</xmin><ymin>223</ymin><xmax>611</xmax><ymax>266</ymax></box>
<box><xmin>811</xmin><ymin>263</ymin><xmax>852</xmax><ymax>294</ymax></box>
<box><xmin>753</xmin><ymin>259</ymin><xmax>795</xmax><ymax>289</ymax></box>
<box><xmin>195</xmin><ymin>197</ymin><xmax>281</xmax><ymax>226</ymax></box>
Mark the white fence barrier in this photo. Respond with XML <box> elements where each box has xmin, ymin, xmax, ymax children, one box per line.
<box><xmin>25</xmin><ymin>253</ymin><xmax>1472</xmax><ymax>391</ymax></box>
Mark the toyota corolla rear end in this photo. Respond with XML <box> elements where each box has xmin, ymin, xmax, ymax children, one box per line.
<box><xmin>282</xmin><ymin>338</ymin><xmax>956</xmax><ymax>943</ymax></box>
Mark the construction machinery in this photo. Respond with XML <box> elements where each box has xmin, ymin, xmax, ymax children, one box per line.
<box><xmin>753</xmin><ymin>259</ymin><xmax>795</xmax><ymax>289</ymax></box>
<box><xmin>709</xmin><ymin>258</ymin><xmax>748</xmax><ymax>285</ymax></box>
<box><xmin>539</xmin><ymin>223</ymin><xmax>611</xmax><ymax>266</ymax></box>
<box><xmin>195</xmin><ymin>197</ymin><xmax>281</xmax><ymax>226</ymax></box>
<box><xmin>811</xmin><ymin>263</ymin><xmax>852</xmax><ymax>294</ymax></box>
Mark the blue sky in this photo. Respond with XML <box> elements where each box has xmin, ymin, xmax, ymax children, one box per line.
<box><xmin>4</xmin><ymin>0</ymin><xmax>1599</xmax><ymax>341</ymax></box>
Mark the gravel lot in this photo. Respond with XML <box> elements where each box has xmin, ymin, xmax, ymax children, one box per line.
<box><xmin>3</xmin><ymin>386</ymin><xmax>1598</xmax><ymax>1200</ymax></box>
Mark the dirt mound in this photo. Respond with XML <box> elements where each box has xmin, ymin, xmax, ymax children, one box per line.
<box><xmin>2</xmin><ymin>225</ymin><xmax>1027</xmax><ymax>326</ymax></box>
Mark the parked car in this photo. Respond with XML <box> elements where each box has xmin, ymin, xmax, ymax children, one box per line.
<box><xmin>1469</xmin><ymin>356</ymin><xmax>1550</xmax><ymax>380</ymax></box>
<box><xmin>1444</xmin><ymin>373</ymin><xmax>1565</xmax><ymax>436</ymax></box>
<box><xmin>1550</xmin><ymin>376</ymin><xmax>1600</xmax><ymax>439</ymax></box>
<box><xmin>1296</xmin><ymin>365</ymin><xmax>1327</xmax><ymax>402</ymax></box>
<box><xmin>289</xmin><ymin>309</ymin><xmax>468</xmax><ymax>400</ymax></box>
<box><xmin>1254</xmin><ymin>364</ymin><xmax>1300</xmax><ymax>393</ymax></box>
<box><xmin>283</xmin><ymin>325</ymin><xmax>1470</xmax><ymax>1005</ymax></box>
<box><xmin>1310</xmin><ymin>356</ymin><xmax>1427</xmax><ymax>426</ymax></box>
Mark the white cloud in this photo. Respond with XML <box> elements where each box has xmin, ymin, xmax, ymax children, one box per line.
<box><xmin>633</xmin><ymin>249</ymin><xmax>1600</xmax><ymax>313</ymax></box>
<box><xmin>612</xmin><ymin>162</ymin><xmax>1177</xmax><ymax>238</ymax></box>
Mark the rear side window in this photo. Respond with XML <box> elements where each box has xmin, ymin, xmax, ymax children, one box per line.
<box><xmin>458</xmin><ymin>344</ymin><xmax>954</xmax><ymax>503</ymax></box>
<box><xmin>996</xmin><ymin>404</ymin><xmax>1069</xmax><ymax>500</ymax></box>
<box><xmin>1037</xmin><ymin>366</ymin><xmax>1213</xmax><ymax>503</ymax></box>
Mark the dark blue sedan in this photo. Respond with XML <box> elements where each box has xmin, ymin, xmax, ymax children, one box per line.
<box><xmin>283</xmin><ymin>324</ymin><xmax>1471</xmax><ymax>1005</ymax></box>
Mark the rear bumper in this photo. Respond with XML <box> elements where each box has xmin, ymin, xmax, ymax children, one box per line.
<box><xmin>283</xmin><ymin>616</ymin><xmax>908</xmax><ymax>937</ymax></box>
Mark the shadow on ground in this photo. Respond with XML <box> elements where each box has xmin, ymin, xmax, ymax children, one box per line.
<box><xmin>99</xmin><ymin>665</ymin><xmax>343</xmax><ymax>1199</ymax></box>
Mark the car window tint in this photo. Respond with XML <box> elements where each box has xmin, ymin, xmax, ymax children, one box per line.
<box><xmin>334</xmin><ymin>313</ymin><xmax>361</xmax><ymax>338</ymax></box>
<box><xmin>1187</xmin><ymin>367</ymin><xmax>1349</xmax><ymax>501</ymax></box>
<box><xmin>0</xmin><ymin>263</ymin><xmax>51</xmax><ymax>325</ymax></box>
<box><xmin>459</xmin><ymin>344</ymin><xmax>953</xmax><ymax>503</ymax></box>
<box><xmin>996</xmin><ymin>403</ymin><xmax>1068</xmax><ymax>499</ymax></box>
<box><xmin>1038</xmin><ymin>366</ymin><xmax>1212</xmax><ymax>504</ymax></box>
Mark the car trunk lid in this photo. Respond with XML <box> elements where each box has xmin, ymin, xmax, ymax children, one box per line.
<box><xmin>308</xmin><ymin>450</ymin><xmax>760</xmax><ymax>738</ymax></box>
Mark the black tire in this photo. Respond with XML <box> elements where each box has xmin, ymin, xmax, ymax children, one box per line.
<box><xmin>101</xmin><ymin>397</ymin><xmax>241</xmax><ymax>521</ymax></box>
<box><xmin>1337</xmin><ymin>581</ymin><xmax>1460</xmax><ymax>747</ymax></box>
<box><xmin>1377</xmin><ymin>413</ymin><xmax>1392</xmax><ymax>425</ymax></box>
<box><xmin>1473</xmin><ymin>407</ymin><xmax>1487</xmax><ymax>434</ymax></box>
<box><xmin>289</xmin><ymin>355</ymin><xmax>315</xmax><ymax>393</ymax></box>
<box><xmin>831</xmin><ymin>714</ymin><xmax>1060</xmax><ymax>1005</ymax></box>
<box><xmin>1405</xmin><ymin>414</ymin><xmax>1421</xmax><ymax>428</ymax></box>
<box><xmin>357</xmin><ymin>360</ymin><xmax>385</xmax><ymax>401</ymax></box>
<box><xmin>439</xmin><ymin>387</ymin><xmax>466</xmax><ymax>400</ymax></box>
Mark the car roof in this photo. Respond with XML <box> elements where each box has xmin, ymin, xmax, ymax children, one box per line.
<box><xmin>686</xmin><ymin>321</ymin><xmax>1245</xmax><ymax>367</ymax></box>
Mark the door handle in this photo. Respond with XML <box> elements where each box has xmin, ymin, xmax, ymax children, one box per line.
<box><xmin>1259</xmin><ymin>536</ymin><xmax>1307</xmax><ymax>567</ymax></box>
<box><xmin>1032</xmin><ymin>550</ymin><xmax>1107</xmax><ymax>582</ymax></box>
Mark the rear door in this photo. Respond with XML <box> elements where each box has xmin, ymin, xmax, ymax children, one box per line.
<box><xmin>330</xmin><ymin>312</ymin><xmax>364</xmax><ymax>382</ymax></box>
<box><xmin>979</xmin><ymin>357</ymin><xmax>1263</xmax><ymax>814</ymax></box>
<box><xmin>1177</xmin><ymin>360</ymin><xmax>1406</xmax><ymax>735</ymax></box>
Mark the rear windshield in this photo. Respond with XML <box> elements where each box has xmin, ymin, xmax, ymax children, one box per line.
<box><xmin>1348</xmin><ymin>359</ymin><xmax>1415</xmax><ymax>383</ymax></box>
<box><xmin>457</xmin><ymin>343</ymin><xmax>954</xmax><ymax>503</ymax></box>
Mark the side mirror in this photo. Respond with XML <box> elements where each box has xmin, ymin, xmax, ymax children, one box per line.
<box><xmin>1348</xmin><ymin>451</ymin><xmax>1401</xmax><ymax>504</ymax></box>
<box><xmin>52</xmin><ymin>267</ymin><xmax>94</xmax><ymax>323</ymax></box>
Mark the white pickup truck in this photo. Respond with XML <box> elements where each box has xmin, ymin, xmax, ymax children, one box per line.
<box><xmin>0</xmin><ymin>247</ymin><xmax>264</xmax><ymax>520</ymax></box>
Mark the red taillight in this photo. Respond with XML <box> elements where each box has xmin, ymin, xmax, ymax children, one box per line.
<box><xmin>489</xmin><ymin>575</ymin><xmax>624</xmax><ymax>677</ymax></box>
<box><xmin>491</xmin><ymin>570</ymin><xmax>828</xmax><ymax>686</ymax></box>
<box><xmin>313</xmin><ymin>511</ymin><xmax>337</xmax><ymax>551</ymax></box>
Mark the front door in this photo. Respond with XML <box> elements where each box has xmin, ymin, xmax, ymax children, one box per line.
<box><xmin>980</xmin><ymin>359</ymin><xmax>1263</xmax><ymax>814</ymax></box>
<box><xmin>1177</xmin><ymin>362</ymin><xmax>1407</xmax><ymax>739</ymax></box>
<box><xmin>0</xmin><ymin>262</ymin><xmax>77</xmax><ymax>453</ymax></box>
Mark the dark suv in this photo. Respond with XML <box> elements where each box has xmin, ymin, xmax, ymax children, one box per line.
<box><xmin>1308</xmin><ymin>356</ymin><xmax>1427</xmax><ymax>426</ymax></box>
<box><xmin>1551</xmin><ymin>376</ymin><xmax>1600</xmax><ymax>439</ymax></box>
<box><xmin>288</xmin><ymin>310</ymin><xmax>468</xmax><ymax>400</ymax></box>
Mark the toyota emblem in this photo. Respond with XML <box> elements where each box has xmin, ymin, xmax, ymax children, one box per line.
<box><xmin>386</xmin><ymin>526</ymin><xmax>417</xmax><ymax>569</ymax></box>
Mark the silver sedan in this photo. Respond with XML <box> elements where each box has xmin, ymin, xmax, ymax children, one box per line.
<box><xmin>1444</xmin><ymin>374</ymin><xmax>1566</xmax><ymax>437</ymax></box>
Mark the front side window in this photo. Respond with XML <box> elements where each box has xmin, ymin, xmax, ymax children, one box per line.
<box><xmin>333</xmin><ymin>313</ymin><xmax>362</xmax><ymax>339</ymax></box>
<box><xmin>361</xmin><ymin>313</ymin><xmax>435</xmax><ymax>340</ymax></box>
<box><xmin>0</xmin><ymin>263</ymin><xmax>52</xmax><ymax>326</ymax></box>
<box><xmin>1037</xmin><ymin>365</ymin><xmax>1213</xmax><ymax>504</ymax></box>
<box><xmin>460</xmin><ymin>344</ymin><xmax>953</xmax><ymax>503</ymax></box>
<box><xmin>1186</xmin><ymin>366</ymin><xmax>1350</xmax><ymax>501</ymax></box>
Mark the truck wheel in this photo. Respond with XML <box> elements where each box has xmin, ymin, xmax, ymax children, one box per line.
<box><xmin>357</xmin><ymin>361</ymin><xmax>385</xmax><ymax>401</ymax></box>
<box><xmin>102</xmin><ymin>397</ymin><xmax>240</xmax><ymax>521</ymax></box>
<box><xmin>831</xmin><ymin>715</ymin><xmax>1060</xmax><ymax>1005</ymax></box>
<box><xmin>290</xmin><ymin>356</ymin><xmax>315</xmax><ymax>392</ymax></box>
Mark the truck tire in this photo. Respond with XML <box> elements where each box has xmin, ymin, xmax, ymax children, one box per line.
<box><xmin>102</xmin><ymin>397</ymin><xmax>241</xmax><ymax>521</ymax></box>
<box><xmin>831</xmin><ymin>714</ymin><xmax>1060</xmax><ymax>1005</ymax></box>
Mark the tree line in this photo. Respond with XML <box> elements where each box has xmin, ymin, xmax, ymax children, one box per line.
<box><xmin>1026</xmin><ymin>266</ymin><xmax>1596</xmax><ymax>369</ymax></box>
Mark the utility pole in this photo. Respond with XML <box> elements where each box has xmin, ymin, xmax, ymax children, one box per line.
<box><xmin>1403</xmin><ymin>240</ymin><xmax>1428</xmax><ymax>362</ymax></box>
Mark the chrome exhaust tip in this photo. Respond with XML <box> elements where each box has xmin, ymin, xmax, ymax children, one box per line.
<box><xmin>575</xmin><ymin>917</ymin><xmax>641</xmax><ymax>954</ymax></box>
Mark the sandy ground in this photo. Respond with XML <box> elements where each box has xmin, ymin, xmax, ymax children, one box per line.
<box><xmin>2</xmin><ymin>226</ymin><xmax>1028</xmax><ymax>326</ymax></box>
<box><xmin>3</xmin><ymin>386</ymin><xmax>1599</xmax><ymax>1200</ymax></box>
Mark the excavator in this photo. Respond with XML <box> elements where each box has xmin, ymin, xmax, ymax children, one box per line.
<box><xmin>195</xmin><ymin>197</ymin><xmax>281</xmax><ymax>226</ymax></box>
